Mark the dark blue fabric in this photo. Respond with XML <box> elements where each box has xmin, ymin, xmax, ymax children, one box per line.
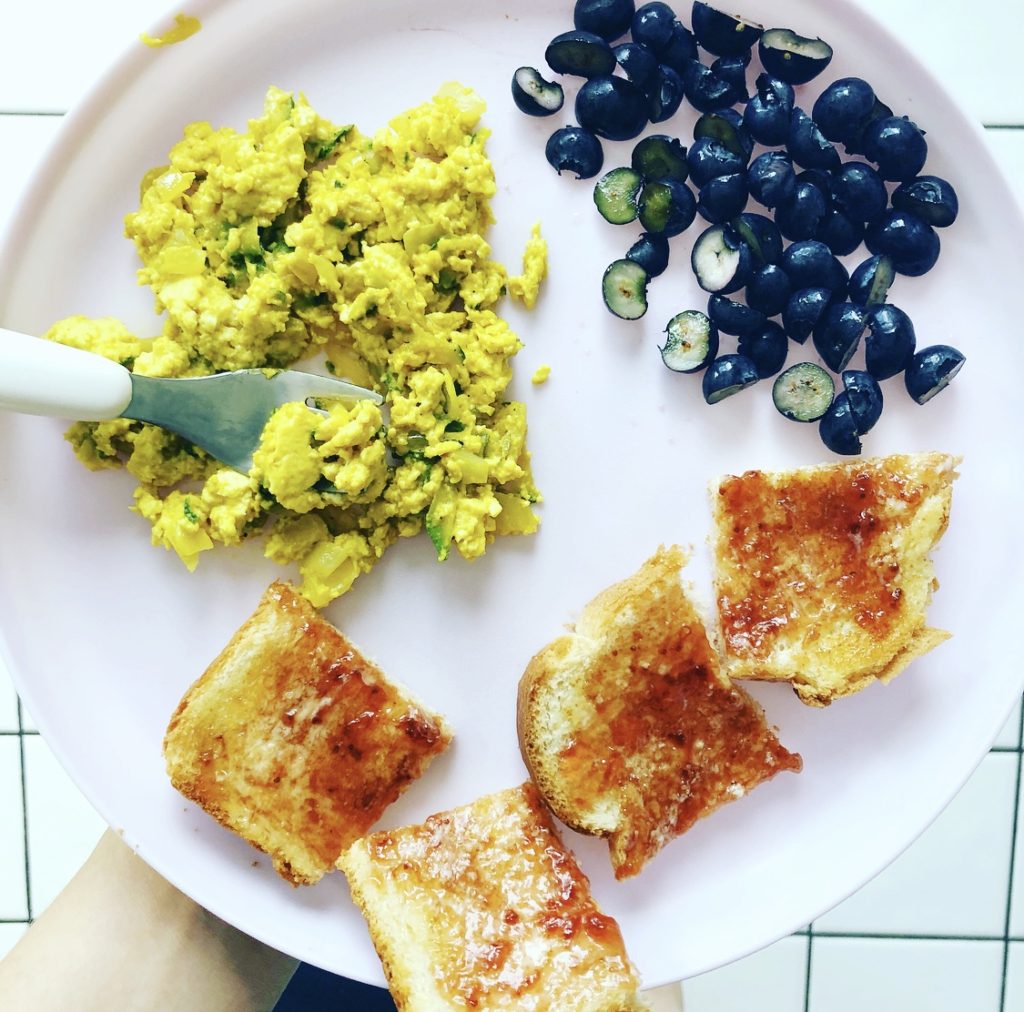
<box><xmin>274</xmin><ymin>963</ymin><xmax>396</xmax><ymax>1011</ymax></box>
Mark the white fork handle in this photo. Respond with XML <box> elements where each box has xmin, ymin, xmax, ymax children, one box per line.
<box><xmin>0</xmin><ymin>327</ymin><xmax>133</xmax><ymax>421</ymax></box>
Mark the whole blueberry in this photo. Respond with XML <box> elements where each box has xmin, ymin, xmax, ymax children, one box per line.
<box><xmin>848</xmin><ymin>254</ymin><xmax>896</xmax><ymax>307</ymax></box>
<box><xmin>682</xmin><ymin>59</ymin><xmax>743</xmax><ymax>112</ymax></box>
<box><xmin>708</xmin><ymin>293</ymin><xmax>765</xmax><ymax>336</ymax></box>
<box><xmin>865</xmin><ymin>210</ymin><xmax>940</xmax><ymax>277</ymax></box>
<box><xmin>812</xmin><ymin>77</ymin><xmax>876</xmax><ymax>144</ymax></box>
<box><xmin>697</xmin><ymin>173</ymin><xmax>749</xmax><ymax>223</ymax></box>
<box><xmin>796</xmin><ymin>167</ymin><xmax>831</xmax><ymax>197</ymax></box>
<box><xmin>862</xmin><ymin>115</ymin><xmax>928</xmax><ymax>182</ymax></box>
<box><xmin>781</xmin><ymin>239</ymin><xmax>848</xmax><ymax>300</ymax></box>
<box><xmin>631</xmin><ymin>2</ymin><xmax>678</xmax><ymax>54</ymax></box>
<box><xmin>747</xmin><ymin>150</ymin><xmax>796</xmax><ymax>208</ymax></box>
<box><xmin>576</xmin><ymin>75</ymin><xmax>650</xmax><ymax>140</ymax></box>
<box><xmin>574</xmin><ymin>0</ymin><xmax>636</xmax><ymax>41</ymax></box>
<box><xmin>812</xmin><ymin>301</ymin><xmax>867</xmax><ymax>372</ymax></box>
<box><xmin>739</xmin><ymin>320</ymin><xmax>789</xmax><ymax>377</ymax></box>
<box><xmin>891</xmin><ymin>175</ymin><xmax>959</xmax><ymax>228</ymax></box>
<box><xmin>687</xmin><ymin>135</ymin><xmax>747</xmax><ymax>186</ymax></box>
<box><xmin>787</xmin><ymin>108</ymin><xmax>840</xmax><ymax>171</ymax></box>
<box><xmin>829</xmin><ymin>161</ymin><xmax>887</xmax><ymax>222</ymax></box>
<box><xmin>745</xmin><ymin>263</ymin><xmax>792</xmax><ymax>316</ymax></box>
<box><xmin>864</xmin><ymin>303</ymin><xmax>917</xmax><ymax>379</ymax></box>
<box><xmin>545</xmin><ymin>126</ymin><xmax>604</xmax><ymax>178</ymax></box>
<box><xmin>775</xmin><ymin>180</ymin><xmax>829</xmax><ymax>241</ymax></box>
<box><xmin>649</xmin><ymin>64</ymin><xmax>685</xmax><ymax>122</ymax></box>
<box><xmin>626</xmin><ymin>232</ymin><xmax>671</xmax><ymax>277</ymax></box>
<box><xmin>783</xmin><ymin>286</ymin><xmax>832</xmax><ymax>344</ymax></box>
<box><xmin>614</xmin><ymin>41</ymin><xmax>661</xmax><ymax>92</ymax></box>
<box><xmin>816</xmin><ymin>208</ymin><xmax>865</xmax><ymax>256</ymax></box>
<box><xmin>743</xmin><ymin>74</ymin><xmax>794</xmax><ymax>146</ymax></box>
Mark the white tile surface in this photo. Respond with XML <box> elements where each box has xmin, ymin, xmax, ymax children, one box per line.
<box><xmin>1011</xmin><ymin>763</ymin><xmax>1024</xmax><ymax>938</ymax></box>
<box><xmin>684</xmin><ymin>935</ymin><xmax>808</xmax><ymax>1012</ymax></box>
<box><xmin>0</xmin><ymin>737</ymin><xmax>28</xmax><ymax>920</ymax></box>
<box><xmin>0</xmin><ymin>664</ymin><xmax>19</xmax><ymax>733</ymax></box>
<box><xmin>1005</xmin><ymin>942</ymin><xmax>1024</xmax><ymax>1012</ymax></box>
<box><xmin>23</xmin><ymin>735</ymin><xmax>105</xmax><ymax>916</ymax></box>
<box><xmin>0</xmin><ymin>923</ymin><xmax>27</xmax><ymax>961</ymax></box>
<box><xmin>817</xmin><ymin>753</ymin><xmax>1018</xmax><ymax>937</ymax></box>
<box><xmin>994</xmin><ymin>697</ymin><xmax>1022</xmax><ymax>750</ymax></box>
<box><xmin>808</xmin><ymin>938</ymin><xmax>1004</xmax><ymax>1012</ymax></box>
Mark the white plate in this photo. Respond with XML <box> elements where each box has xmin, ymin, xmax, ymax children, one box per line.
<box><xmin>1</xmin><ymin>0</ymin><xmax>1022</xmax><ymax>989</ymax></box>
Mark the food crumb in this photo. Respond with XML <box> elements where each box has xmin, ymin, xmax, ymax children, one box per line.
<box><xmin>507</xmin><ymin>223</ymin><xmax>548</xmax><ymax>309</ymax></box>
<box><xmin>531</xmin><ymin>365</ymin><xmax>551</xmax><ymax>385</ymax></box>
<box><xmin>140</xmin><ymin>12</ymin><xmax>201</xmax><ymax>47</ymax></box>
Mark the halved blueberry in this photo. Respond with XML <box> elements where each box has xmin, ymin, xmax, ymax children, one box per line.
<box><xmin>594</xmin><ymin>167</ymin><xmax>644</xmax><ymax>224</ymax></box>
<box><xmin>545</xmin><ymin>30</ymin><xmax>618</xmax><ymax>78</ymax></box>
<box><xmin>812</xmin><ymin>301</ymin><xmax>867</xmax><ymax>372</ymax></box>
<box><xmin>782</xmin><ymin>286</ymin><xmax>831</xmax><ymax>344</ymax></box>
<box><xmin>638</xmin><ymin>178</ymin><xmax>698</xmax><ymax>236</ymax></box>
<box><xmin>631</xmin><ymin>134</ymin><xmax>689</xmax><ymax>181</ymax></box>
<box><xmin>745</xmin><ymin>263</ymin><xmax>792</xmax><ymax>316</ymax></box>
<box><xmin>691</xmin><ymin>223</ymin><xmax>754</xmax><ymax>293</ymax></box>
<box><xmin>614</xmin><ymin>41</ymin><xmax>661</xmax><ymax>93</ymax></box>
<box><xmin>864</xmin><ymin>303</ymin><xmax>916</xmax><ymax>379</ymax></box>
<box><xmin>758</xmin><ymin>28</ymin><xmax>833</xmax><ymax>85</ymax></box>
<box><xmin>848</xmin><ymin>254</ymin><xmax>895</xmax><ymax>307</ymax></box>
<box><xmin>707</xmin><ymin>293</ymin><xmax>765</xmax><ymax>336</ymax></box>
<box><xmin>743</xmin><ymin>73</ymin><xmax>794</xmax><ymax>146</ymax></box>
<box><xmin>682</xmin><ymin>59</ymin><xmax>744</xmax><ymax>112</ymax></box>
<box><xmin>747</xmin><ymin>150</ymin><xmax>796</xmax><ymax>208</ymax></box>
<box><xmin>545</xmin><ymin>126</ymin><xmax>605</xmax><ymax>178</ymax></box>
<box><xmin>694</xmin><ymin>109</ymin><xmax>754</xmax><ymax>160</ymax></box>
<box><xmin>865</xmin><ymin>210</ymin><xmax>940</xmax><ymax>277</ymax></box>
<box><xmin>574</xmin><ymin>0</ymin><xmax>637</xmax><ymax>42</ymax></box>
<box><xmin>841</xmin><ymin>369</ymin><xmax>883</xmax><ymax>432</ymax></box>
<box><xmin>773</xmin><ymin>361</ymin><xmax>834</xmax><ymax>421</ymax></box>
<box><xmin>697</xmin><ymin>173</ymin><xmax>749</xmax><ymax>223</ymax></box>
<box><xmin>631</xmin><ymin>2</ymin><xmax>678</xmax><ymax>54</ymax></box>
<box><xmin>511</xmin><ymin>67</ymin><xmax>565</xmax><ymax>117</ymax></box>
<box><xmin>738</xmin><ymin>320</ymin><xmax>789</xmax><ymax>377</ymax></box>
<box><xmin>816</xmin><ymin>208</ymin><xmax>865</xmax><ymax>257</ymax></box>
<box><xmin>661</xmin><ymin>310</ymin><xmax>719</xmax><ymax>372</ymax></box>
<box><xmin>843</xmin><ymin>96</ymin><xmax>895</xmax><ymax>156</ymax></box>
<box><xmin>811</xmin><ymin>77</ymin><xmax>876</xmax><ymax>144</ymax></box>
<box><xmin>687</xmin><ymin>135</ymin><xmax>747</xmax><ymax>186</ymax></box>
<box><xmin>861</xmin><ymin>115</ymin><xmax>928</xmax><ymax>182</ymax></box>
<box><xmin>787</xmin><ymin>108</ymin><xmax>840</xmax><ymax>171</ymax></box>
<box><xmin>731</xmin><ymin>212</ymin><xmax>783</xmax><ymax>265</ymax></box>
<box><xmin>660</xmin><ymin>21</ymin><xmax>700</xmax><ymax>71</ymax></box>
<box><xmin>775</xmin><ymin>179</ymin><xmax>829</xmax><ymax>241</ymax></box>
<box><xmin>576</xmin><ymin>75</ymin><xmax>650</xmax><ymax>140</ymax></box>
<box><xmin>829</xmin><ymin>161</ymin><xmax>887</xmax><ymax>222</ymax></box>
<box><xmin>819</xmin><ymin>392</ymin><xmax>862</xmax><ymax>455</ymax></box>
<box><xmin>781</xmin><ymin>240</ymin><xmax>848</xmax><ymax>300</ymax></box>
<box><xmin>626</xmin><ymin>232</ymin><xmax>671</xmax><ymax>277</ymax></box>
<box><xmin>711</xmin><ymin>53</ymin><xmax>752</xmax><ymax>102</ymax></box>
<box><xmin>602</xmin><ymin>258</ymin><xmax>650</xmax><ymax>319</ymax></box>
<box><xmin>649</xmin><ymin>64</ymin><xmax>686</xmax><ymax>122</ymax></box>
<box><xmin>796</xmin><ymin>167</ymin><xmax>831</xmax><ymax>196</ymax></box>
<box><xmin>904</xmin><ymin>345</ymin><xmax>966</xmax><ymax>404</ymax></box>
<box><xmin>691</xmin><ymin>3</ymin><xmax>762</xmax><ymax>56</ymax></box>
<box><xmin>892</xmin><ymin>175</ymin><xmax>959</xmax><ymax>228</ymax></box>
<box><xmin>702</xmin><ymin>353</ymin><xmax>760</xmax><ymax>402</ymax></box>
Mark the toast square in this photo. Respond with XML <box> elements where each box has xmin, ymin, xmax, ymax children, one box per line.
<box><xmin>163</xmin><ymin>580</ymin><xmax>451</xmax><ymax>885</ymax></box>
<box><xmin>517</xmin><ymin>546</ymin><xmax>801</xmax><ymax>880</ymax></box>
<box><xmin>711</xmin><ymin>452</ymin><xmax>959</xmax><ymax>706</ymax></box>
<box><xmin>337</xmin><ymin>782</ymin><xmax>646</xmax><ymax>1011</ymax></box>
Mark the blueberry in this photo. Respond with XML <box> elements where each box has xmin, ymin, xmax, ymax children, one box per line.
<box><xmin>892</xmin><ymin>175</ymin><xmax>959</xmax><ymax>228</ymax></box>
<box><xmin>626</xmin><ymin>232</ymin><xmax>671</xmax><ymax>277</ymax></box>
<box><xmin>775</xmin><ymin>180</ymin><xmax>829</xmax><ymax>241</ymax></box>
<box><xmin>861</xmin><ymin>116</ymin><xmax>928</xmax><ymax>182</ymax></box>
<box><xmin>697</xmin><ymin>172</ymin><xmax>748</xmax><ymax>223</ymax></box>
<box><xmin>811</xmin><ymin>77</ymin><xmax>876</xmax><ymax>144</ymax></box>
<box><xmin>702</xmin><ymin>353</ymin><xmax>760</xmax><ymax>403</ymax></box>
<box><xmin>631</xmin><ymin>134</ymin><xmax>689</xmax><ymax>181</ymax></box>
<box><xmin>660</xmin><ymin>21</ymin><xmax>700</xmax><ymax>72</ymax></box>
<box><xmin>815</xmin><ymin>208</ymin><xmax>865</xmax><ymax>256</ymax></box>
<box><xmin>638</xmin><ymin>178</ymin><xmax>698</xmax><ymax>236</ymax></box>
<box><xmin>795</xmin><ymin>167</ymin><xmax>831</xmax><ymax>197</ymax></box>
<box><xmin>747</xmin><ymin>150</ymin><xmax>796</xmax><ymax>208</ymax></box>
<box><xmin>904</xmin><ymin>345</ymin><xmax>966</xmax><ymax>404</ymax></box>
<box><xmin>691</xmin><ymin>3</ymin><xmax>762</xmax><ymax>56</ymax></box>
<box><xmin>682</xmin><ymin>59</ymin><xmax>744</xmax><ymax>112</ymax></box>
<box><xmin>576</xmin><ymin>75</ymin><xmax>650</xmax><ymax>140</ymax></box>
<box><xmin>812</xmin><ymin>301</ymin><xmax>867</xmax><ymax>372</ymax></box>
<box><xmin>745</xmin><ymin>263</ymin><xmax>792</xmax><ymax>316</ymax></box>
<box><xmin>710</xmin><ymin>53</ymin><xmax>752</xmax><ymax>102</ymax></box>
<box><xmin>819</xmin><ymin>392</ymin><xmax>862</xmax><ymax>455</ymax></box>
<box><xmin>743</xmin><ymin>74</ymin><xmax>794</xmax><ymax>146</ymax></box>
<box><xmin>864</xmin><ymin>303</ymin><xmax>916</xmax><ymax>379</ymax></box>
<box><xmin>631</xmin><ymin>2</ymin><xmax>678</xmax><ymax>54</ymax></box>
<box><xmin>603</xmin><ymin>258</ymin><xmax>650</xmax><ymax>319</ymax></box>
<box><xmin>865</xmin><ymin>210</ymin><xmax>940</xmax><ymax>277</ymax></box>
<box><xmin>614</xmin><ymin>42</ymin><xmax>661</xmax><ymax>92</ymax></box>
<box><xmin>773</xmin><ymin>362</ymin><xmax>835</xmax><ymax>422</ymax></box>
<box><xmin>693</xmin><ymin>109</ymin><xmax>754</xmax><ymax>160</ymax></box>
<box><xmin>687</xmin><ymin>135</ymin><xmax>747</xmax><ymax>186</ymax></box>
<box><xmin>662</xmin><ymin>310</ymin><xmax>719</xmax><ymax>372</ymax></box>
<box><xmin>843</xmin><ymin>96</ymin><xmax>895</xmax><ymax>156</ymax></box>
<box><xmin>545</xmin><ymin>30</ymin><xmax>618</xmax><ymax>78</ymax></box>
<box><xmin>574</xmin><ymin>0</ymin><xmax>637</xmax><ymax>41</ymax></box>
<box><xmin>731</xmin><ymin>211</ymin><xmax>783</xmax><ymax>265</ymax></box>
<box><xmin>511</xmin><ymin>67</ymin><xmax>565</xmax><ymax>117</ymax></box>
<box><xmin>848</xmin><ymin>254</ymin><xmax>895</xmax><ymax>307</ymax></box>
<box><xmin>738</xmin><ymin>320</ymin><xmax>789</xmax><ymax>377</ymax></box>
<box><xmin>545</xmin><ymin>126</ymin><xmax>604</xmax><ymax>178</ymax></box>
<box><xmin>787</xmin><ymin>108</ymin><xmax>840</xmax><ymax>171</ymax></box>
<box><xmin>758</xmin><ymin>28</ymin><xmax>834</xmax><ymax>85</ymax></box>
<box><xmin>782</xmin><ymin>286</ymin><xmax>832</xmax><ymax>344</ymax></box>
<box><xmin>829</xmin><ymin>161</ymin><xmax>887</xmax><ymax>222</ymax></box>
<box><xmin>708</xmin><ymin>293</ymin><xmax>765</xmax><ymax>336</ymax></box>
<box><xmin>649</xmin><ymin>64</ymin><xmax>686</xmax><ymax>122</ymax></box>
<box><xmin>781</xmin><ymin>239</ymin><xmax>848</xmax><ymax>299</ymax></box>
<box><xmin>690</xmin><ymin>223</ymin><xmax>754</xmax><ymax>294</ymax></box>
<box><xmin>841</xmin><ymin>369</ymin><xmax>883</xmax><ymax>432</ymax></box>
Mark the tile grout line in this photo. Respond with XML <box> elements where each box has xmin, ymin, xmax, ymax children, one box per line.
<box><xmin>998</xmin><ymin>702</ymin><xmax>1024</xmax><ymax>1012</ymax></box>
<box><xmin>15</xmin><ymin>698</ymin><xmax>32</xmax><ymax>922</ymax></box>
<box><xmin>803</xmin><ymin>921</ymin><xmax>814</xmax><ymax>1012</ymax></box>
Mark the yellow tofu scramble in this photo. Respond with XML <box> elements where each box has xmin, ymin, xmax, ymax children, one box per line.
<box><xmin>47</xmin><ymin>84</ymin><xmax>547</xmax><ymax>606</ymax></box>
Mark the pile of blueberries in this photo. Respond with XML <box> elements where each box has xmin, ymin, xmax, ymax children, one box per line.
<box><xmin>511</xmin><ymin>0</ymin><xmax>965</xmax><ymax>455</ymax></box>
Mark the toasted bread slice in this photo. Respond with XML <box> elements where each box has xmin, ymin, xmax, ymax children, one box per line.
<box><xmin>337</xmin><ymin>782</ymin><xmax>647</xmax><ymax>1011</ymax></box>
<box><xmin>163</xmin><ymin>581</ymin><xmax>451</xmax><ymax>885</ymax></box>
<box><xmin>711</xmin><ymin>452</ymin><xmax>959</xmax><ymax>706</ymax></box>
<box><xmin>517</xmin><ymin>546</ymin><xmax>801</xmax><ymax>880</ymax></box>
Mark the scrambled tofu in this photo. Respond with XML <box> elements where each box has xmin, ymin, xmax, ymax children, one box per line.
<box><xmin>47</xmin><ymin>84</ymin><xmax>545</xmax><ymax>606</ymax></box>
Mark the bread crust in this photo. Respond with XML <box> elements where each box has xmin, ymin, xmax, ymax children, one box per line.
<box><xmin>518</xmin><ymin>546</ymin><xmax>801</xmax><ymax>879</ymax></box>
<box><xmin>163</xmin><ymin>581</ymin><xmax>451</xmax><ymax>885</ymax></box>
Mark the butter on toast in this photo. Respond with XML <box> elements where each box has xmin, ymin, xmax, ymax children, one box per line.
<box><xmin>711</xmin><ymin>452</ymin><xmax>959</xmax><ymax>706</ymax></box>
<box><xmin>337</xmin><ymin>782</ymin><xmax>647</xmax><ymax>1011</ymax></box>
<box><xmin>163</xmin><ymin>581</ymin><xmax>451</xmax><ymax>885</ymax></box>
<box><xmin>517</xmin><ymin>546</ymin><xmax>801</xmax><ymax>880</ymax></box>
